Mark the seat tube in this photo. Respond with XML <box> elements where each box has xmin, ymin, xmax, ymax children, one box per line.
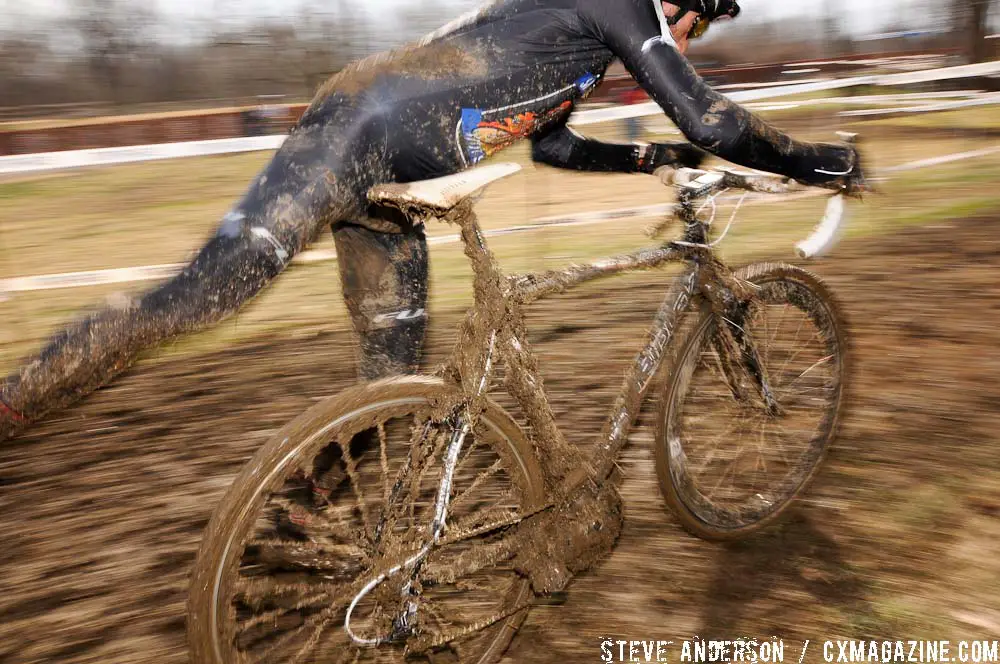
<box><xmin>450</xmin><ymin>201</ymin><xmax>504</xmax><ymax>312</ymax></box>
<box><xmin>438</xmin><ymin>201</ymin><xmax>507</xmax><ymax>397</ymax></box>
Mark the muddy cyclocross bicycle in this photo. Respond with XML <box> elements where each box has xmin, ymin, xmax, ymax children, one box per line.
<box><xmin>188</xmin><ymin>139</ymin><xmax>855</xmax><ymax>663</ymax></box>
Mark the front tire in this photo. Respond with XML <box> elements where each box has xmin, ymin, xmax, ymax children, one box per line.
<box><xmin>654</xmin><ymin>263</ymin><xmax>849</xmax><ymax>541</ymax></box>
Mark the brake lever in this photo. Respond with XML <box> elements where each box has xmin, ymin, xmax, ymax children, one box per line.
<box><xmin>834</xmin><ymin>131</ymin><xmax>877</xmax><ymax>199</ymax></box>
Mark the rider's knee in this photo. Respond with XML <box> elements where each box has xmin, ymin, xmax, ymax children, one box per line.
<box><xmin>214</xmin><ymin>208</ymin><xmax>296</xmax><ymax>270</ymax></box>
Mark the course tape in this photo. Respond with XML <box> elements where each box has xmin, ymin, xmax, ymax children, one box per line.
<box><xmin>839</xmin><ymin>91</ymin><xmax>1000</xmax><ymax>117</ymax></box>
<box><xmin>0</xmin><ymin>135</ymin><xmax>286</xmax><ymax>176</ymax></box>
<box><xmin>569</xmin><ymin>59</ymin><xmax>1000</xmax><ymax>126</ymax></box>
<box><xmin>2</xmin><ymin>60</ymin><xmax>998</xmax><ymax>176</ymax></box>
<box><xmin>3</xmin><ymin>145</ymin><xmax>999</xmax><ymax>295</ymax></box>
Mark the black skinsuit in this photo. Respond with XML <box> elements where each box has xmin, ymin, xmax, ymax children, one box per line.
<box><xmin>0</xmin><ymin>0</ymin><xmax>856</xmax><ymax>439</ymax></box>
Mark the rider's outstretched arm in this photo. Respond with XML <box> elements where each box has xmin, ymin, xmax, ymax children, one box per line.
<box><xmin>531</xmin><ymin>123</ymin><xmax>705</xmax><ymax>173</ymax></box>
<box><xmin>578</xmin><ymin>0</ymin><xmax>856</xmax><ymax>187</ymax></box>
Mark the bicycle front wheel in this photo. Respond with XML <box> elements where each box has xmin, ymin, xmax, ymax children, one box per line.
<box><xmin>655</xmin><ymin>263</ymin><xmax>848</xmax><ymax>540</ymax></box>
<box><xmin>188</xmin><ymin>376</ymin><xmax>545</xmax><ymax>664</ymax></box>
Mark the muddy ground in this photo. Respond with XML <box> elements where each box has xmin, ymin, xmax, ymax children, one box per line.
<box><xmin>3</xmin><ymin>213</ymin><xmax>1000</xmax><ymax>662</ymax></box>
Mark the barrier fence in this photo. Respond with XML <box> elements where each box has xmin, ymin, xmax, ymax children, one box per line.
<box><xmin>3</xmin><ymin>144</ymin><xmax>1000</xmax><ymax>296</ymax></box>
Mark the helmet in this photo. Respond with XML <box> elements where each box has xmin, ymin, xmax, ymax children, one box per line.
<box><xmin>665</xmin><ymin>0</ymin><xmax>741</xmax><ymax>40</ymax></box>
<box><xmin>671</xmin><ymin>0</ymin><xmax>741</xmax><ymax>22</ymax></box>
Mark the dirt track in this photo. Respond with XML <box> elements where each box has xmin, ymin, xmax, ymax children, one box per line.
<box><xmin>3</xmin><ymin>213</ymin><xmax>1000</xmax><ymax>662</ymax></box>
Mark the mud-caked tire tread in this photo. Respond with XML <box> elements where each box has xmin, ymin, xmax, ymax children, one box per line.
<box><xmin>187</xmin><ymin>376</ymin><xmax>544</xmax><ymax>664</ymax></box>
<box><xmin>653</xmin><ymin>262</ymin><xmax>850</xmax><ymax>541</ymax></box>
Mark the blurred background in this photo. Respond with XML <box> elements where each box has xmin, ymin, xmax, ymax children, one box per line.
<box><xmin>2</xmin><ymin>2</ymin><xmax>1000</xmax><ymax>663</ymax></box>
<box><xmin>0</xmin><ymin>0</ymin><xmax>996</xmax><ymax>115</ymax></box>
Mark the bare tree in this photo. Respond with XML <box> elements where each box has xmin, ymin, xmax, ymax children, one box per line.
<box><xmin>69</xmin><ymin>0</ymin><xmax>157</xmax><ymax>104</ymax></box>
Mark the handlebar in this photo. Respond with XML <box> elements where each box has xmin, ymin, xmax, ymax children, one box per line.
<box><xmin>669</xmin><ymin>167</ymin><xmax>803</xmax><ymax>198</ymax></box>
<box><xmin>658</xmin><ymin>132</ymin><xmax>859</xmax><ymax>260</ymax></box>
<box><xmin>659</xmin><ymin>166</ymin><xmax>848</xmax><ymax>260</ymax></box>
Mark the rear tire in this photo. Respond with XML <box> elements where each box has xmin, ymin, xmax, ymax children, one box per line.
<box><xmin>654</xmin><ymin>263</ymin><xmax>849</xmax><ymax>541</ymax></box>
<box><xmin>188</xmin><ymin>376</ymin><xmax>544</xmax><ymax>664</ymax></box>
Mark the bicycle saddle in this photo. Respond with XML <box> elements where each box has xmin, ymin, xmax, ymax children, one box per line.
<box><xmin>369</xmin><ymin>162</ymin><xmax>521</xmax><ymax>215</ymax></box>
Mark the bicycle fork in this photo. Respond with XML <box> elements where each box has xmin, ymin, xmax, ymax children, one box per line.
<box><xmin>702</xmin><ymin>277</ymin><xmax>782</xmax><ymax>417</ymax></box>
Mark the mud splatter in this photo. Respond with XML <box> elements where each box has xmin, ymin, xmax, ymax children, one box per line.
<box><xmin>4</xmin><ymin>209</ymin><xmax>1000</xmax><ymax>661</ymax></box>
<box><xmin>314</xmin><ymin>42</ymin><xmax>487</xmax><ymax>99</ymax></box>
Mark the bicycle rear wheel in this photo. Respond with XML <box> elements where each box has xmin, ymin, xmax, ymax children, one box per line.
<box><xmin>188</xmin><ymin>376</ymin><xmax>545</xmax><ymax>664</ymax></box>
<box><xmin>654</xmin><ymin>263</ymin><xmax>848</xmax><ymax>540</ymax></box>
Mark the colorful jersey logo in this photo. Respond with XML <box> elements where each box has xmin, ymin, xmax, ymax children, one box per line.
<box><xmin>459</xmin><ymin>73</ymin><xmax>600</xmax><ymax>166</ymax></box>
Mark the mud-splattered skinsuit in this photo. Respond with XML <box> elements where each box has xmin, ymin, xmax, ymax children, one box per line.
<box><xmin>0</xmin><ymin>0</ymin><xmax>855</xmax><ymax>438</ymax></box>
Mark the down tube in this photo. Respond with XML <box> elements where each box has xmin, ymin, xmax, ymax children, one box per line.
<box><xmin>591</xmin><ymin>261</ymin><xmax>702</xmax><ymax>481</ymax></box>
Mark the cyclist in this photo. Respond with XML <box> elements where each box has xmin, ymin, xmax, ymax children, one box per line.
<box><xmin>0</xmin><ymin>0</ymin><xmax>866</xmax><ymax>442</ymax></box>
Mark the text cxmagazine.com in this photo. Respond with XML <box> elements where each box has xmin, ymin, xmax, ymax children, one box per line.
<box><xmin>599</xmin><ymin>639</ymin><xmax>1000</xmax><ymax>663</ymax></box>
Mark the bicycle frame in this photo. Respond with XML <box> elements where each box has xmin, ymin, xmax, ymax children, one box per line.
<box><xmin>345</xmin><ymin>168</ymin><xmax>836</xmax><ymax>645</ymax></box>
<box><xmin>434</xmin><ymin>188</ymin><xmax>742</xmax><ymax>490</ymax></box>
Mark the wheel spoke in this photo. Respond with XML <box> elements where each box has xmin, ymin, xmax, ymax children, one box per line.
<box><xmin>236</xmin><ymin>575</ymin><xmax>345</xmax><ymax>611</ymax></box>
<box><xmin>409</xmin><ymin>426</ymin><xmax>451</xmax><ymax>525</ymax></box>
<box><xmin>236</xmin><ymin>590</ymin><xmax>333</xmax><ymax>633</ymax></box>
<box><xmin>254</xmin><ymin>601</ymin><xmax>344</xmax><ymax>664</ymax></box>
<box><xmin>443</xmin><ymin>501</ymin><xmax>525</xmax><ymax>543</ymax></box>
<box><xmin>378</xmin><ymin>422</ymin><xmax>391</xmax><ymax>504</ymax></box>
<box><xmin>245</xmin><ymin>538</ymin><xmax>365</xmax><ymax>575</ymax></box>
<box><xmin>776</xmin><ymin>355</ymin><xmax>834</xmax><ymax>395</ymax></box>
<box><xmin>774</xmin><ymin>323</ymin><xmax>824</xmax><ymax>386</ymax></box>
<box><xmin>660</xmin><ymin>269</ymin><xmax>844</xmax><ymax>531</ymax></box>
<box><xmin>374</xmin><ymin>420</ymin><xmax>426</xmax><ymax>545</ymax></box>
<box><xmin>337</xmin><ymin>435</ymin><xmax>373</xmax><ymax>540</ymax></box>
<box><xmin>200</xmin><ymin>387</ymin><xmax>545</xmax><ymax>663</ymax></box>
<box><xmin>766</xmin><ymin>303</ymin><xmax>790</xmax><ymax>366</ymax></box>
<box><xmin>450</xmin><ymin>459</ymin><xmax>506</xmax><ymax>510</ymax></box>
<box><xmin>455</xmin><ymin>435</ymin><xmax>483</xmax><ymax>475</ymax></box>
<box><xmin>422</xmin><ymin>536</ymin><xmax>518</xmax><ymax>586</ymax></box>
<box><xmin>687</xmin><ymin>419</ymin><xmax>741</xmax><ymax>478</ymax></box>
<box><xmin>763</xmin><ymin>421</ymin><xmax>792</xmax><ymax>467</ymax></box>
<box><xmin>268</xmin><ymin>493</ymin><xmax>356</xmax><ymax>543</ymax></box>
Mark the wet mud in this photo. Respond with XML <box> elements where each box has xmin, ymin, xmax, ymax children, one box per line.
<box><xmin>314</xmin><ymin>42</ymin><xmax>487</xmax><ymax>99</ymax></box>
<box><xmin>3</xmin><ymin>213</ymin><xmax>1000</xmax><ymax>662</ymax></box>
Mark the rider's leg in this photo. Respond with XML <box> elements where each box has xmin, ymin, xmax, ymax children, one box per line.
<box><xmin>301</xmin><ymin>219</ymin><xmax>429</xmax><ymax>503</ymax></box>
<box><xmin>0</xmin><ymin>211</ymin><xmax>322</xmax><ymax>442</ymax></box>
<box><xmin>332</xmin><ymin>220</ymin><xmax>429</xmax><ymax>380</ymax></box>
<box><xmin>0</xmin><ymin>111</ymin><xmax>380</xmax><ymax>442</ymax></box>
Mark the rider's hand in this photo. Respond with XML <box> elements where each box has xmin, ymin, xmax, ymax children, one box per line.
<box><xmin>808</xmin><ymin>140</ymin><xmax>874</xmax><ymax>199</ymax></box>
<box><xmin>840</xmin><ymin>143</ymin><xmax>874</xmax><ymax>198</ymax></box>
<box><xmin>638</xmin><ymin>141</ymin><xmax>707</xmax><ymax>173</ymax></box>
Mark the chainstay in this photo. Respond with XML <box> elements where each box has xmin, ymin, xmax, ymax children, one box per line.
<box><xmin>402</xmin><ymin>506</ymin><xmax>554</xmax><ymax>652</ymax></box>
<box><xmin>438</xmin><ymin>501</ymin><xmax>552</xmax><ymax>547</ymax></box>
<box><xmin>362</xmin><ymin>501</ymin><xmax>551</xmax><ymax>583</ymax></box>
<box><xmin>407</xmin><ymin>593</ymin><xmax>537</xmax><ymax>654</ymax></box>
